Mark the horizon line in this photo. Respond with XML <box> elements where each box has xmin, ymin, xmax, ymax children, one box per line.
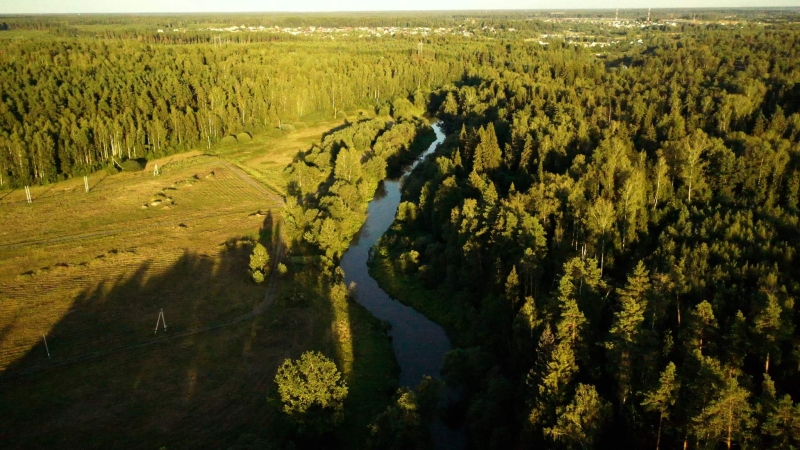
<box><xmin>2</xmin><ymin>6</ymin><xmax>800</xmax><ymax>16</ymax></box>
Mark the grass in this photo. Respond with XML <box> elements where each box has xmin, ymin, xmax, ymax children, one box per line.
<box><xmin>210</xmin><ymin>118</ymin><xmax>349</xmax><ymax>197</ymax></box>
<box><xmin>0</xmin><ymin>118</ymin><xmax>396</xmax><ymax>449</ymax></box>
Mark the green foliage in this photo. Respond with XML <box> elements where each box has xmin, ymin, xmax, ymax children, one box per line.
<box><xmin>374</xmin><ymin>19</ymin><xmax>800</xmax><ymax>449</ymax></box>
<box><xmin>367</xmin><ymin>376</ymin><xmax>442</xmax><ymax>450</ymax></box>
<box><xmin>119</xmin><ymin>158</ymin><xmax>147</xmax><ymax>172</ymax></box>
<box><xmin>274</xmin><ymin>351</ymin><xmax>348</xmax><ymax>435</ymax></box>
<box><xmin>544</xmin><ymin>383</ymin><xmax>610</xmax><ymax>450</ymax></box>
<box><xmin>641</xmin><ymin>362</ymin><xmax>680</xmax><ymax>449</ymax></box>
<box><xmin>277</xmin><ymin>263</ymin><xmax>288</xmax><ymax>276</ymax></box>
<box><xmin>249</xmin><ymin>243</ymin><xmax>270</xmax><ymax>283</ymax></box>
<box><xmin>285</xmin><ymin>116</ymin><xmax>433</xmax><ymax>262</ymax></box>
<box><xmin>761</xmin><ymin>391</ymin><xmax>800</xmax><ymax>449</ymax></box>
<box><xmin>691</xmin><ymin>376</ymin><xmax>756</xmax><ymax>449</ymax></box>
<box><xmin>6</xmin><ymin>11</ymin><xmax>800</xmax><ymax>449</ymax></box>
<box><xmin>473</xmin><ymin>124</ymin><xmax>501</xmax><ymax>173</ymax></box>
<box><xmin>605</xmin><ymin>261</ymin><xmax>650</xmax><ymax>405</ymax></box>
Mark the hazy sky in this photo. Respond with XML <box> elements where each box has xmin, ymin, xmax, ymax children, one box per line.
<box><xmin>2</xmin><ymin>0</ymin><xmax>798</xmax><ymax>14</ymax></box>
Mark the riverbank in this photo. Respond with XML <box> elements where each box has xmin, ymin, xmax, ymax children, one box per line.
<box><xmin>367</xmin><ymin>248</ymin><xmax>475</xmax><ymax>350</ymax></box>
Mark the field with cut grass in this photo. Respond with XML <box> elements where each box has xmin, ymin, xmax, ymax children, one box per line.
<box><xmin>0</xmin><ymin>118</ymin><xmax>398</xmax><ymax>448</ymax></box>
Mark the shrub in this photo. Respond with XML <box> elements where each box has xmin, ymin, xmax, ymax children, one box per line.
<box><xmin>120</xmin><ymin>158</ymin><xmax>147</xmax><ymax>172</ymax></box>
<box><xmin>251</xmin><ymin>270</ymin><xmax>265</xmax><ymax>283</ymax></box>
<box><xmin>249</xmin><ymin>243</ymin><xmax>270</xmax><ymax>283</ymax></box>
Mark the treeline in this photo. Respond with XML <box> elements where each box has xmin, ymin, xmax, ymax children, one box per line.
<box><xmin>0</xmin><ymin>36</ymin><xmax>471</xmax><ymax>187</ymax></box>
<box><xmin>272</xmin><ymin>110</ymin><xmax>441</xmax><ymax>447</ymax></box>
<box><xmin>283</xmin><ymin>103</ymin><xmax>434</xmax><ymax>264</ymax></box>
<box><xmin>376</xmin><ymin>27</ymin><xmax>800</xmax><ymax>448</ymax></box>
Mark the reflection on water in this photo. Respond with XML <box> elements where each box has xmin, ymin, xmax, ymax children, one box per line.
<box><xmin>340</xmin><ymin>124</ymin><xmax>466</xmax><ymax>449</ymax></box>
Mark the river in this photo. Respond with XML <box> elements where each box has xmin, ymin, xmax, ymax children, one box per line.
<box><xmin>339</xmin><ymin>123</ymin><xmax>465</xmax><ymax>449</ymax></box>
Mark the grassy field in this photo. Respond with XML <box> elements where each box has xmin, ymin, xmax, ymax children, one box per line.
<box><xmin>0</xmin><ymin>119</ymin><xmax>398</xmax><ymax>448</ymax></box>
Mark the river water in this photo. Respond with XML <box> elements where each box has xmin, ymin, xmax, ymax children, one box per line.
<box><xmin>339</xmin><ymin>123</ymin><xmax>465</xmax><ymax>448</ymax></box>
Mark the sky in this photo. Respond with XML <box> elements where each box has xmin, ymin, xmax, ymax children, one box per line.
<box><xmin>1</xmin><ymin>0</ymin><xmax>798</xmax><ymax>14</ymax></box>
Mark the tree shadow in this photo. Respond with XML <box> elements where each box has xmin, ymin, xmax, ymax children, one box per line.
<box><xmin>0</xmin><ymin>188</ymin><xmax>16</xmax><ymax>201</ymax></box>
<box><xmin>0</xmin><ymin>241</ymin><xmax>275</xmax><ymax>447</ymax></box>
<box><xmin>0</xmin><ymin>223</ymin><xmax>394</xmax><ymax>449</ymax></box>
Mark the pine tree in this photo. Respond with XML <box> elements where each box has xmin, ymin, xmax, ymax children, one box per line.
<box><xmin>545</xmin><ymin>383</ymin><xmax>610</xmax><ymax>449</ymax></box>
<box><xmin>514</xmin><ymin>296</ymin><xmax>542</xmax><ymax>341</ymax></box>
<box><xmin>473</xmin><ymin>123</ymin><xmax>502</xmax><ymax>173</ymax></box>
<box><xmin>605</xmin><ymin>261</ymin><xmax>650</xmax><ymax>405</ymax></box>
<box><xmin>642</xmin><ymin>362</ymin><xmax>680</xmax><ymax>450</ymax></box>
<box><xmin>762</xmin><ymin>392</ymin><xmax>800</xmax><ymax>449</ymax></box>
<box><xmin>686</xmin><ymin>300</ymin><xmax>717</xmax><ymax>355</ymax></box>
<box><xmin>505</xmin><ymin>265</ymin><xmax>520</xmax><ymax>310</ymax></box>
<box><xmin>692</xmin><ymin>376</ymin><xmax>755</xmax><ymax>450</ymax></box>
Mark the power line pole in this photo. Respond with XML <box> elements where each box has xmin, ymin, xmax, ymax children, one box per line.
<box><xmin>154</xmin><ymin>308</ymin><xmax>167</xmax><ymax>335</ymax></box>
<box><xmin>42</xmin><ymin>333</ymin><xmax>50</xmax><ymax>358</ymax></box>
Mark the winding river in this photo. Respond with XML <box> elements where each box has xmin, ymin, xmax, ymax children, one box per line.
<box><xmin>339</xmin><ymin>123</ymin><xmax>465</xmax><ymax>448</ymax></box>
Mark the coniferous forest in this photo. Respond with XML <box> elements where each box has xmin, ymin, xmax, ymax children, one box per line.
<box><xmin>2</xmin><ymin>9</ymin><xmax>800</xmax><ymax>450</ymax></box>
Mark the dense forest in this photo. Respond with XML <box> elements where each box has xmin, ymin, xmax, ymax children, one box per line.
<box><xmin>372</xmin><ymin>23</ymin><xmax>800</xmax><ymax>450</ymax></box>
<box><xmin>0</xmin><ymin>32</ymin><xmax>465</xmax><ymax>186</ymax></box>
<box><xmin>3</xmin><ymin>9</ymin><xmax>800</xmax><ymax>449</ymax></box>
<box><xmin>3</xmin><ymin>10</ymin><xmax>798</xmax><ymax>188</ymax></box>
